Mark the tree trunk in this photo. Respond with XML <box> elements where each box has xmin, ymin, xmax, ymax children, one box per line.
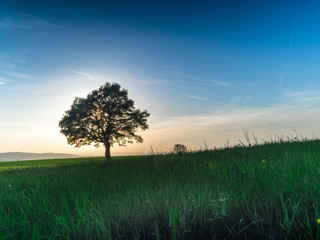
<box><xmin>105</xmin><ymin>143</ymin><xmax>111</xmax><ymax>160</ymax></box>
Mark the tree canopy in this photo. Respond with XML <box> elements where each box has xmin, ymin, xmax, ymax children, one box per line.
<box><xmin>173</xmin><ymin>144</ymin><xmax>187</xmax><ymax>153</ymax></box>
<box><xmin>59</xmin><ymin>82</ymin><xmax>150</xmax><ymax>159</ymax></box>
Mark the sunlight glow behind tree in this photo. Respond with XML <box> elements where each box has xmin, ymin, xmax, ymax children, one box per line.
<box><xmin>59</xmin><ymin>82</ymin><xmax>150</xmax><ymax>160</ymax></box>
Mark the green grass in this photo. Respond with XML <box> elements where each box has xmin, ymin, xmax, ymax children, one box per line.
<box><xmin>0</xmin><ymin>157</ymin><xmax>105</xmax><ymax>171</ymax></box>
<box><xmin>1</xmin><ymin>139</ymin><xmax>320</xmax><ymax>239</ymax></box>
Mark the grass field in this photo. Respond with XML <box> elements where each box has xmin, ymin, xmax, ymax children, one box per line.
<box><xmin>1</xmin><ymin>139</ymin><xmax>320</xmax><ymax>239</ymax></box>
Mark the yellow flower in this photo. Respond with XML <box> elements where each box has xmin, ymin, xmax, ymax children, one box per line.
<box><xmin>317</xmin><ymin>219</ymin><xmax>320</xmax><ymax>224</ymax></box>
<box><xmin>261</xmin><ymin>159</ymin><xmax>265</xmax><ymax>163</ymax></box>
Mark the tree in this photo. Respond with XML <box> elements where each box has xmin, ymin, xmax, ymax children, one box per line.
<box><xmin>59</xmin><ymin>82</ymin><xmax>150</xmax><ymax>160</ymax></box>
<box><xmin>173</xmin><ymin>144</ymin><xmax>187</xmax><ymax>153</ymax></box>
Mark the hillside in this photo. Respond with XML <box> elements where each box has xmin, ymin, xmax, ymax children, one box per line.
<box><xmin>0</xmin><ymin>152</ymin><xmax>79</xmax><ymax>162</ymax></box>
<box><xmin>1</xmin><ymin>140</ymin><xmax>320</xmax><ymax>239</ymax></box>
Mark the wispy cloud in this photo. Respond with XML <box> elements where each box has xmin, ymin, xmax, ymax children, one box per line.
<box><xmin>71</xmin><ymin>70</ymin><xmax>95</xmax><ymax>80</ymax></box>
<box><xmin>70</xmin><ymin>69</ymin><xmax>114</xmax><ymax>82</ymax></box>
<box><xmin>184</xmin><ymin>75</ymin><xmax>232</xmax><ymax>88</ymax></box>
<box><xmin>0</xmin><ymin>61</ymin><xmax>14</xmax><ymax>69</ymax></box>
<box><xmin>70</xmin><ymin>69</ymin><xmax>167</xmax><ymax>87</ymax></box>
<box><xmin>177</xmin><ymin>73</ymin><xmax>253</xmax><ymax>89</ymax></box>
<box><xmin>8</xmin><ymin>71</ymin><xmax>34</xmax><ymax>79</ymax></box>
<box><xmin>0</xmin><ymin>55</ymin><xmax>34</xmax><ymax>82</ymax></box>
<box><xmin>141</xmin><ymin>88</ymin><xmax>320</xmax><ymax>151</ymax></box>
<box><xmin>178</xmin><ymin>93</ymin><xmax>228</xmax><ymax>105</ymax></box>
<box><xmin>128</xmin><ymin>77</ymin><xmax>170</xmax><ymax>85</ymax></box>
<box><xmin>0</xmin><ymin>82</ymin><xmax>4</xmax><ymax>85</ymax></box>
<box><xmin>282</xmin><ymin>89</ymin><xmax>320</xmax><ymax>105</ymax></box>
<box><xmin>228</xmin><ymin>95</ymin><xmax>253</xmax><ymax>105</ymax></box>
<box><xmin>209</xmin><ymin>79</ymin><xmax>231</xmax><ymax>87</ymax></box>
<box><xmin>145</xmin><ymin>103</ymin><xmax>320</xmax><ymax>151</ymax></box>
<box><xmin>5</xmin><ymin>71</ymin><xmax>34</xmax><ymax>79</ymax></box>
<box><xmin>0</xmin><ymin>13</ymin><xmax>57</xmax><ymax>30</ymax></box>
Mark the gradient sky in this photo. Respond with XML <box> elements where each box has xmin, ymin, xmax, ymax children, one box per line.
<box><xmin>1</xmin><ymin>0</ymin><xmax>320</xmax><ymax>156</ymax></box>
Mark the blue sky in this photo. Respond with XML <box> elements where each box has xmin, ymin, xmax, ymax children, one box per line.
<box><xmin>1</xmin><ymin>0</ymin><xmax>320</xmax><ymax>155</ymax></box>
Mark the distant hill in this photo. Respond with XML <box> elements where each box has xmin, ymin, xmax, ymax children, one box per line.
<box><xmin>0</xmin><ymin>152</ymin><xmax>80</xmax><ymax>162</ymax></box>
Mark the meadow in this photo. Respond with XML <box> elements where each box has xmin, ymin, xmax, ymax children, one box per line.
<box><xmin>1</xmin><ymin>139</ymin><xmax>320</xmax><ymax>239</ymax></box>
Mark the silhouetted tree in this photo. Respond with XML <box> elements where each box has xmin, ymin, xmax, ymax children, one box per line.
<box><xmin>173</xmin><ymin>144</ymin><xmax>187</xmax><ymax>153</ymax></box>
<box><xmin>59</xmin><ymin>82</ymin><xmax>150</xmax><ymax>160</ymax></box>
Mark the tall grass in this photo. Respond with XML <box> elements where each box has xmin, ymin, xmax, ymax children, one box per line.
<box><xmin>1</xmin><ymin>139</ymin><xmax>320</xmax><ymax>239</ymax></box>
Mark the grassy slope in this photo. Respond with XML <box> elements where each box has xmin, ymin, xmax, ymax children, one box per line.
<box><xmin>1</xmin><ymin>140</ymin><xmax>320</xmax><ymax>239</ymax></box>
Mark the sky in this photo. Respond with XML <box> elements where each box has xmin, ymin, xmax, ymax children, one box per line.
<box><xmin>1</xmin><ymin>0</ymin><xmax>320</xmax><ymax>156</ymax></box>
